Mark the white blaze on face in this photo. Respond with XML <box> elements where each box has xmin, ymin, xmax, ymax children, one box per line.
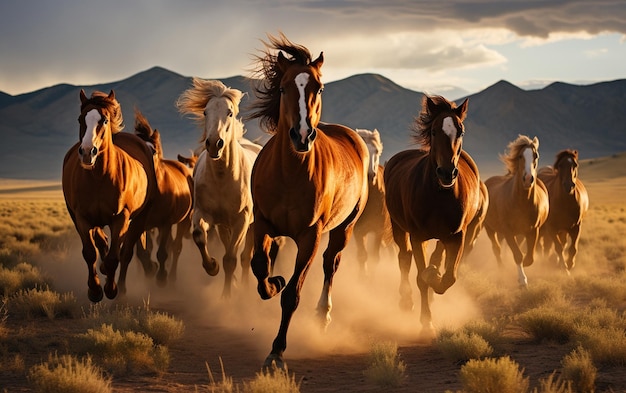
<box><xmin>442</xmin><ymin>116</ymin><xmax>457</xmax><ymax>142</ymax></box>
<box><xmin>295</xmin><ymin>72</ymin><xmax>310</xmax><ymax>144</ymax></box>
<box><xmin>523</xmin><ymin>147</ymin><xmax>534</xmax><ymax>177</ymax></box>
<box><xmin>81</xmin><ymin>109</ymin><xmax>101</xmax><ymax>151</ymax></box>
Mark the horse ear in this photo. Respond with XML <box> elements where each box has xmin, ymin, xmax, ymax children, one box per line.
<box><xmin>80</xmin><ymin>89</ymin><xmax>88</xmax><ymax>104</ymax></box>
<box><xmin>456</xmin><ymin>98</ymin><xmax>469</xmax><ymax>121</ymax></box>
<box><xmin>533</xmin><ymin>136</ymin><xmax>539</xmax><ymax>148</ymax></box>
<box><xmin>311</xmin><ymin>52</ymin><xmax>324</xmax><ymax>70</ymax></box>
<box><xmin>108</xmin><ymin>90</ymin><xmax>115</xmax><ymax>100</ymax></box>
<box><xmin>426</xmin><ymin>96</ymin><xmax>437</xmax><ymax>115</ymax></box>
<box><xmin>277</xmin><ymin>51</ymin><xmax>290</xmax><ymax>72</ymax></box>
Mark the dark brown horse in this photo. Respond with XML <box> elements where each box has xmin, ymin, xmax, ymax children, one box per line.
<box><xmin>353</xmin><ymin>128</ymin><xmax>393</xmax><ymax>275</ymax></box>
<box><xmin>483</xmin><ymin>135</ymin><xmax>550</xmax><ymax>287</ymax></box>
<box><xmin>384</xmin><ymin>94</ymin><xmax>481</xmax><ymax>335</ymax></box>
<box><xmin>125</xmin><ymin>109</ymin><xmax>193</xmax><ymax>290</ymax></box>
<box><xmin>538</xmin><ymin>149</ymin><xmax>589</xmax><ymax>272</ymax></box>
<box><xmin>247</xmin><ymin>33</ymin><xmax>369</xmax><ymax>368</ymax></box>
<box><xmin>62</xmin><ymin>90</ymin><xmax>156</xmax><ymax>302</ymax></box>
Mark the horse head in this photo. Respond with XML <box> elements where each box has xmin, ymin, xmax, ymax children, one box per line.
<box><xmin>277</xmin><ymin>50</ymin><xmax>324</xmax><ymax>153</ymax></box>
<box><xmin>203</xmin><ymin>91</ymin><xmax>243</xmax><ymax>160</ymax></box>
<box><xmin>77</xmin><ymin>89</ymin><xmax>122</xmax><ymax>169</ymax></box>
<box><xmin>417</xmin><ymin>95</ymin><xmax>468</xmax><ymax>189</ymax></box>
<box><xmin>554</xmin><ymin>149</ymin><xmax>579</xmax><ymax>194</ymax></box>
<box><xmin>503</xmin><ymin>135</ymin><xmax>540</xmax><ymax>190</ymax></box>
<box><xmin>356</xmin><ymin>128</ymin><xmax>383</xmax><ymax>184</ymax></box>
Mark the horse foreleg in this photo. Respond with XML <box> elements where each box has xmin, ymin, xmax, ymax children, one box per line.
<box><xmin>565</xmin><ymin>226</ymin><xmax>581</xmax><ymax>271</ymax></box>
<box><xmin>117</xmin><ymin>213</ymin><xmax>149</xmax><ymax>297</ymax></box>
<box><xmin>392</xmin><ymin>224</ymin><xmax>413</xmax><ymax>311</ymax></box>
<box><xmin>192</xmin><ymin>212</ymin><xmax>218</xmax><ymax>276</ymax></box>
<box><xmin>155</xmin><ymin>225</ymin><xmax>173</xmax><ymax>287</ymax></box>
<box><xmin>352</xmin><ymin>227</ymin><xmax>368</xmax><ymax>276</ymax></box>
<box><xmin>266</xmin><ymin>226</ymin><xmax>320</xmax><ymax>370</ymax></box>
<box><xmin>102</xmin><ymin>211</ymin><xmax>132</xmax><ymax>299</ymax></box>
<box><xmin>218</xmin><ymin>221</ymin><xmax>246</xmax><ymax>299</ymax></box>
<box><xmin>135</xmin><ymin>230</ymin><xmax>158</xmax><ymax>278</ymax></box>
<box><xmin>485</xmin><ymin>226</ymin><xmax>503</xmax><ymax>266</ymax></box>
<box><xmin>522</xmin><ymin>228</ymin><xmax>539</xmax><ymax>267</ymax></box>
<box><xmin>239</xmin><ymin>224</ymin><xmax>255</xmax><ymax>288</ymax></box>
<box><xmin>423</xmin><ymin>234</ymin><xmax>463</xmax><ymax>295</ymax></box>
<box><xmin>170</xmin><ymin>217</ymin><xmax>191</xmax><ymax>284</ymax></box>
<box><xmin>79</xmin><ymin>224</ymin><xmax>102</xmax><ymax>303</ymax></box>
<box><xmin>503</xmin><ymin>233</ymin><xmax>527</xmax><ymax>288</ymax></box>
<box><xmin>412</xmin><ymin>237</ymin><xmax>434</xmax><ymax>335</ymax></box>
<box><xmin>429</xmin><ymin>241</ymin><xmax>445</xmax><ymax>270</ymax></box>
<box><xmin>251</xmin><ymin>217</ymin><xmax>285</xmax><ymax>300</ymax></box>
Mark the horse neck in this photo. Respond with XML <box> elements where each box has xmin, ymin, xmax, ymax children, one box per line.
<box><xmin>92</xmin><ymin>132</ymin><xmax>121</xmax><ymax>180</ymax></box>
<box><xmin>512</xmin><ymin>168</ymin><xmax>537</xmax><ymax>202</ymax></box>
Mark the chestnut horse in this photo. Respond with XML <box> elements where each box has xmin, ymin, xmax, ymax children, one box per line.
<box><xmin>483</xmin><ymin>135</ymin><xmax>550</xmax><ymax>287</ymax></box>
<box><xmin>62</xmin><ymin>90</ymin><xmax>156</xmax><ymax>302</ymax></box>
<box><xmin>353</xmin><ymin>128</ymin><xmax>393</xmax><ymax>275</ymax></box>
<box><xmin>176</xmin><ymin>78</ymin><xmax>260</xmax><ymax>298</ymax></box>
<box><xmin>384</xmin><ymin>94</ymin><xmax>481</xmax><ymax>334</ymax></box>
<box><xmin>125</xmin><ymin>109</ymin><xmax>193</xmax><ymax>289</ymax></box>
<box><xmin>247</xmin><ymin>33</ymin><xmax>369</xmax><ymax>368</ymax></box>
<box><xmin>538</xmin><ymin>149</ymin><xmax>589</xmax><ymax>272</ymax></box>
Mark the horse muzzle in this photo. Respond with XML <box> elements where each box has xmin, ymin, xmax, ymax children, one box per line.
<box><xmin>436</xmin><ymin>166</ymin><xmax>458</xmax><ymax>189</ymax></box>
<box><xmin>206</xmin><ymin>138</ymin><xmax>224</xmax><ymax>159</ymax></box>
<box><xmin>289</xmin><ymin>127</ymin><xmax>317</xmax><ymax>153</ymax></box>
<box><xmin>78</xmin><ymin>145</ymin><xmax>98</xmax><ymax>169</ymax></box>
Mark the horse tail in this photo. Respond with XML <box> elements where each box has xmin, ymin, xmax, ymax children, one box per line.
<box><xmin>134</xmin><ymin>108</ymin><xmax>162</xmax><ymax>157</ymax></box>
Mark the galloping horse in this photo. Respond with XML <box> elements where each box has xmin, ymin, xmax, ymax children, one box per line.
<box><xmin>538</xmin><ymin>149</ymin><xmax>589</xmax><ymax>272</ymax></box>
<box><xmin>176</xmin><ymin>78</ymin><xmax>260</xmax><ymax>297</ymax></box>
<box><xmin>124</xmin><ymin>109</ymin><xmax>193</xmax><ymax>289</ymax></box>
<box><xmin>247</xmin><ymin>33</ymin><xmax>369</xmax><ymax>368</ymax></box>
<box><xmin>62</xmin><ymin>90</ymin><xmax>156</xmax><ymax>302</ymax></box>
<box><xmin>353</xmin><ymin>128</ymin><xmax>393</xmax><ymax>275</ymax></box>
<box><xmin>483</xmin><ymin>135</ymin><xmax>549</xmax><ymax>287</ymax></box>
<box><xmin>384</xmin><ymin>94</ymin><xmax>481</xmax><ymax>334</ymax></box>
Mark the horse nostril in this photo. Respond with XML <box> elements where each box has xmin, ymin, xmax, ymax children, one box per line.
<box><xmin>436</xmin><ymin>167</ymin><xmax>445</xmax><ymax>178</ymax></box>
<box><xmin>451</xmin><ymin>167</ymin><xmax>459</xmax><ymax>179</ymax></box>
<box><xmin>78</xmin><ymin>146</ymin><xmax>84</xmax><ymax>155</ymax></box>
<box><xmin>216</xmin><ymin>139</ymin><xmax>225</xmax><ymax>149</ymax></box>
<box><xmin>90</xmin><ymin>147</ymin><xmax>98</xmax><ymax>156</ymax></box>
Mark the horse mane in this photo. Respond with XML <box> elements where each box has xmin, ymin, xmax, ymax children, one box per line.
<box><xmin>134</xmin><ymin>109</ymin><xmax>163</xmax><ymax>158</ymax></box>
<box><xmin>411</xmin><ymin>94</ymin><xmax>458</xmax><ymax>148</ymax></box>
<box><xmin>356</xmin><ymin>129</ymin><xmax>383</xmax><ymax>152</ymax></box>
<box><xmin>81</xmin><ymin>91</ymin><xmax>124</xmax><ymax>133</ymax></box>
<box><xmin>500</xmin><ymin>134</ymin><xmax>539</xmax><ymax>174</ymax></box>
<box><xmin>554</xmin><ymin>149</ymin><xmax>578</xmax><ymax>167</ymax></box>
<box><xmin>246</xmin><ymin>32</ymin><xmax>315</xmax><ymax>134</ymax></box>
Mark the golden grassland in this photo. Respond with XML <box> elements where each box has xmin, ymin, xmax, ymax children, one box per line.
<box><xmin>0</xmin><ymin>152</ymin><xmax>624</xmax><ymax>392</ymax></box>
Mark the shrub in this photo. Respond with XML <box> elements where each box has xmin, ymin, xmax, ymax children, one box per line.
<box><xmin>534</xmin><ymin>372</ymin><xmax>573</xmax><ymax>393</ymax></box>
<box><xmin>204</xmin><ymin>358</ymin><xmax>235</xmax><ymax>393</ymax></box>
<box><xmin>74</xmin><ymin>324</ymin><xmax>169</xmax><ymax>375</ymax></box>
<box><xmin>242</xmin><ymin>363</ymin><xmax>301</xmax><ymax>393</ymax></box>
<box><xmin>459</xmin><ymin>356</ymin><xmax>529</xmax><ymax>393</ymax></box>
<box><xmin>573</xmin><ymin>325</ymin><xmax>626</xmax><ymax>366</ymax></box>
<box><xmin>517</xmin><ymin>307</ymin><xmax>576</xmax><ymax>343</ymax></box>
<box><xmin>436</xmin><ymin>328</ymin><xmax>493</xmax><ymax>363</ymax></box>
<box><xmin>561</xmin><ymin>347</ymin><xmax>596</xmax><ymax>393</ymax></box>
<box><xmin>8</xmin><ymin>286</ymin><xmax>78</xmax><ymax>319</ymax></box>
<box><xmin>0</xmin><ymin>262</ymin><xmax>47</xmax><ymax>295</ymax></box>
<box><xmin>363</xmin><ymin>340</ymin><xmax>406</xmax><ymax>387</ymax></box>
<box><xmin>142</xmin><ymin>310</ymin><xmax>185</xmax><ymax>346</ymax></box>
<box><xmin>28</xmin><ymin>352</ymin><xmax>112</xmax><ymax>393</ymax></box>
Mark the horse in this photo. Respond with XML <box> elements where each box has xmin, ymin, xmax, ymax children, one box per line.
<box><xmin>353</xmin><ymin>128</ymin><xmax>393</xmax><ymax>275</ymax></box>
<box><xmin>483</xmin><ymin>135</ymin><xmax>550</xmax><ymax>287</ymax></box>
<box><xmin>123</xmin><ymin>109</ymin><xmax>193</xmax><ymax>290</ymax></box>
<box><xmin>246</xmin><ymin>33</ymin><xmax>369</xmax><ymax>368</ymax></box>
<box><xmin>62</xmin><ymin>90</ymin><xmax>156</xmax><ymax>302</ymax></box>
<box><xmin>538</xmin><ymin>149</ymin><xmax>589</xmax><ymax>272</ymax></box>
<box><xmin>176</xmin><ymin>78</ymin><xmax>260</xmax><ymax>298</ymax></box>
<box><xmin>383</xmin><ymin>94</ymin><xmax>481</xmax><ymax>335</ymax></box>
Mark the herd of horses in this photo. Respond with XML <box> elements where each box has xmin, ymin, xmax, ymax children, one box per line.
<box><xmin>61</xmin><ymin>33</ymin><xmax>589</xmax><ymax>368</ymax></box>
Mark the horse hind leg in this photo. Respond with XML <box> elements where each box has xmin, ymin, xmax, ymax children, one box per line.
<box><xmin>565</xmin><ymin>226</ymin><xmax>581</xmax><ymax>271</ymax></box>
<box><xmin>392</xmin><ymin>224</ymin><xmax>414</xmax><ymax>312</ymax></box>
<box><xmin>485</xmin><ymin>226</ymin><xmax>504</xmax><ymax>266</ymax></box>
<box><xmin>155</xmin><ymin>226</ymin><xmax>173</xmax><ymax>287</ymax></box>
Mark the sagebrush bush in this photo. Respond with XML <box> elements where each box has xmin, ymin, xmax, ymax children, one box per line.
<box><xmin>573</xmin><ymin>324</ymin><xmax>626</xmax><ymax>366</ymax></box>
<box><xmin>363</xmin><ymin>340</ymin><xmax>406</xmax><ymax>387</ymax></box>
<box><xmin>517</xmin><ymin>306</ymin><xmax>576</xmax><ymax>343</ymax></box>
<box><xmin>74</xmin><ymin>323</ymin><xmax>169</xmax><ymax>375</ymax></box>
<box><xmin>8</xmin><ymin>286</ymin><xmax>78</xmax><ymax>319</ymax></box>
<box><xmin>459</xmin><ymin>356</ymin><xmax>529</xmax><ymax>393</ymax></box>
<box><xmin>0</xmin><ymin>261</ymin><xmax>47</xmax><ymax>295</ymax></box>
<box><xmin>436</xmin><ymin>328</ymin><xmax>493</xmax><ymax>363</ymax></box>
<box><xmin>561</xmin><ymin>346</ymin><xmax>596</xmax><ymax>393</ymax></box>
<box><xmin>243</xmin><ymin>363</ymin><xmax>301</xmax><ymax>393</ymax></box>
<box><xmin>28</xmin><ymin>352</ymin><xmax>112</xmax><ymax>393</ymax></box>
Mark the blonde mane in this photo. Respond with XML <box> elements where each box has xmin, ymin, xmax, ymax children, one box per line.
<box><xmin>356</xmin><ymin>128</ymin><xmax>383</xmax><ymax>154</ymax></box>
<box><xmin>500</xmin><ymin>134</ymin><xmax>539</xmax><ymax>174</ymax></box>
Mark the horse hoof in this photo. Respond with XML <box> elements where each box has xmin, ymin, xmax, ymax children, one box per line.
<box><xmin>420</xmin><ymin>265</ymin><xmax>440</xmax><ymax>286</ymax></box>
<box><xmin>99</xmin><ymin>263</ymin><xmax>108</xmax><ymax>275</ymax></box>
<box><xmin>156</xmin><ymin>272</ymin><xmax>167</xmax><ymax>287</ymax></box>
<box><xmin>104</xmin><ymin>282</ymin><xmax>118</xmax><ymax>299</ymax></box>
<box><xmin>269</xmin><ymin>276</ymin><xmax>286</xmax><ymax>293</ymax></box>
<box><xmin>399</xmin><ymin>298</ymin><xmax>414</xmax><ymax>312</ymax></box>
<box><xmin>202</xmin><ymin>259</ymin><xmax>219</xmax><ymax>276</ymax></box>
<box><xmin>88</xmin><ymin>287</ymin><xmax>104</xmax><ymax>303</ymax></box>
<box><xmin>262</xmin><ymin>354</ymin><xmax>286</xmax><ymax>372</ymax></box>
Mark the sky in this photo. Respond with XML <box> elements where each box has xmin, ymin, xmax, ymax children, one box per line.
<box><xmin>1</xmin><ymin>0</ymin><xmax>626</xmax><ymax>97</ymax></box>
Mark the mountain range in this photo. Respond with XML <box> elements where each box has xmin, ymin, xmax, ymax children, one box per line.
<box><xmin>1</xmin><ymin>66</ymin><xmax>625</xmax><ymax>180</ymax></box>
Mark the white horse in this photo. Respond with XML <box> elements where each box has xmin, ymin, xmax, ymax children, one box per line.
<box><xmin>176</xmin><ymin>78</ymin><xmax>261</xmax><ymax>297</ymax></box>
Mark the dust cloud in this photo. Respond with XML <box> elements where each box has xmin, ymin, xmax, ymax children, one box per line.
<box><xmin>37</xmin><ymin>229</ymin><xmax>496</xmax><ymax>362</ymax></box>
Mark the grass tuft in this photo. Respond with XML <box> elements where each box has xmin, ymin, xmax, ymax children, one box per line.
<box><xmin>28</xmin><ymin>352</ymin><xmax>112</xmax><ymax>393</ymax></box>
<box><xmin>363</xmin><ymin>340</ymin><xmax>406</xmax><ymax>387</ymax></box>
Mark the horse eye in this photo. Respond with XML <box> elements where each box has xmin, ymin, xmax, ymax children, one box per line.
<box><xmin>102</xmin><ymin>118</ymin><xmax>108</xmax><ymax>125</ymax></box>
<box><xmin>318</xmin><ymin>88</ymin><xmax>324</xmax><ymax>94</ymax></box>
<box><xmin>228</xmin><ymin>110</ymin><xmax>233</xmax><ymax>117</ymax></box>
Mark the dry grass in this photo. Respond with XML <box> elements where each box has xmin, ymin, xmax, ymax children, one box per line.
<box><xmin>28</xmin><ymin>352</ymin><xmax>112</xmax><ymax>393</ymax></box>
<box><xmin>363</xmin><ymin>340</ymin><xmax>407</xmax><ymax>387</ymax></box>
<box><xmin>459</xmin><ymin>356</ymin><xmax>529</xmax><ymax>393</ymax></box>
<box><xmin>560</xmin><ymin>347</ymin><xmax>596</xmax><ymax>393</ymax></box>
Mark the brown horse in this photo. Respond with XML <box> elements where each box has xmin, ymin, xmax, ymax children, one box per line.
<box><xmin>125</xmin><ymin>109</ymin><xmax>194</xmax><ymax>290</ymax></box>
<box><xmin>483</xmin><ymin>135</ymin><xmax>550</xmax><ymax>287</ymax></box>
<box><xmin>538</xmin><ymin>149</ymin><xmax>589</xmax><ymax>272</ymax></box>
<box><xmin>384</xmin><ymin>94</ymin><xmax>481</xmax><ymax>334</ymax></box>
<box><xmin>247</xmin><ymin>33</ymin><xmax>369</xmax><ymax>368</ymax></box>
<box><xmin>62</xmin><ymin>90</ymin><xmax>156</xmax><ymax>302</ymax></box>
<box><xmin>353</xmin><ymin>128</ymin><xmax>393</xmax><ymax>275</ymax></box>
